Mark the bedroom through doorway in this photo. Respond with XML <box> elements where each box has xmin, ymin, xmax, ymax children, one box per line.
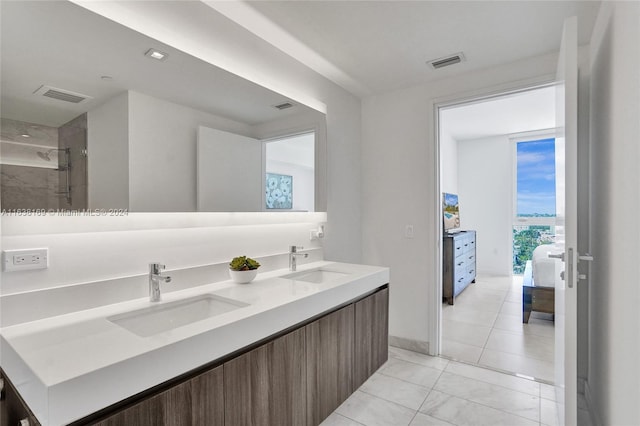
<box><xmin>438</xmin><ymin>85</ymin><xmax>559</xmax><ymax>383</ymax></box>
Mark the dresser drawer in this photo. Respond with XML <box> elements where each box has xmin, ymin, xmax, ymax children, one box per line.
<box><xmin>443</xmin><ymin>230</ymin><xmax>477</xmax><ymax>304</ymax></box>
<box><xmin>453</xmin><ymin>254</ymin><xmax>467</xmax><ymax>271</ymax></box>
<box><xmin>453</xmin><ymin>273</ymin><xmax>468</xmax><ymax>296</ymax></box>
<box><xmin>464</xmin><ymin>252</ymin><xmax>475</xmax><ymax>264</ymax></box>
<box><xmin>466</xmin><ymin>264</ymin><xmax>476</xmax><ymax>281</ymax></box>
<box><xmin>453</xmin><ymin>239</ymin><xmax>465</xmax><ymax>254</ymax></box>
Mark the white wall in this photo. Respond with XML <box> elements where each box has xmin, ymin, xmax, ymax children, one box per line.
<box><xmin>266</xmin><ymin>134</ymin><xmax>315</xmax><ymax>212</ymax></box>
<box><xmin>587</xmin><ymin>2</ymin><xmax>640</xmax><ymax>425</ymax></box>
<box><xmin>68</xmin><ymin>1</ymin><xmax>362</xmax><ymax>264</ymax></box>
<box><xmin>197</xmin><ymin>126</ymin><xmax>262</xmax><ymax>212</ymax></box>
<box><xmin>439</xmin><ymin>126</ymin><xmax>458</xmax><ymax>195</ymax></box>
<box><xmin>362</xmin><ymin>52</ymin><xmax>559</xmax><ymax>350</ymax></box>
<box><xmin>1</xmin><ymin>1</ymin><xmax>362</xmax><ymax>304</ymax></box>
<box><xmin>87</xmin><ymin>92</ymin><xmax>129</xmax><ymax>209</ymax></box>
<box><xmin>458</xmin><ymin>136</ymin><xmax>513</xmax><ymax>276</ymax></box>
<box><xmin>128</xmin><ymin>91</ymin><xmax>253</xmax><ymax>212</ymax></box>
<box><xmin>254</xmin><ymin>110</ymin><xmax>327</xmax><ymax>213</ymax></box>
<box><xmin>0</xmin><ymin>214</ymin><xmax>325</xmax><ymax>295</ymax></box>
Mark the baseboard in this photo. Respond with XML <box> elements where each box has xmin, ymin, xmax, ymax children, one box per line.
<box><xmin>584</xmin><ymin>380</ymin><xmax>603</xmax><ymax>426</ymax></box>
<box><xmin>389</xmin><ymin>335</ymin><xmax>429</xmax><ymax>355</ymax></box>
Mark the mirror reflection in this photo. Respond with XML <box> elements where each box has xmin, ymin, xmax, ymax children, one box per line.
<box><xmin>0</xmin><ymin>1</ymin><xmax>325</xmax><ymax>212</ymax></box>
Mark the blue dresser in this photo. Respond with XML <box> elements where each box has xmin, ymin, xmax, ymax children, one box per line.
<box><xmin>443</xmin><ymin>230</ymin><xmax>476</xmax><ymax>304</ymax></box>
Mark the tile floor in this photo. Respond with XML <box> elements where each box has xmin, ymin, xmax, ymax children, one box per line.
<box><xmin>322</xmin><ymin>346</ymin><xmax>592</xmax><ymax>426</ymax></box>
<box><xmin>441</xmin><ymin>274</ymin><xmax>555</xmax><ymax>382</ymax></box>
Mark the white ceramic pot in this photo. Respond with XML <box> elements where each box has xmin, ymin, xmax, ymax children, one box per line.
<box><xmin>229</xmin><ymin>268</ymin><xmax>258</xmax><ymax>284</ymax></box>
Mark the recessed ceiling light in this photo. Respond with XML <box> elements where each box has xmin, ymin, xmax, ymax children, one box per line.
<box><xmin>21</xmin><ymin>134</ymin><xmax>30</xmax><ymax>138</ymax></box>
<box><xmin>145</xmin><ymin>48</ymin><xmax>168</xmax><ymax>61</ymax></box>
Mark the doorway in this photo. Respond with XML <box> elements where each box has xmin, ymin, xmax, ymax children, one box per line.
<box><xmin>437</xmin><ymin>85</ymin><xmax>558</xmax><ymax>382</ymax></box>
<box><xmin>264</xmin><ymin>131</ymin><xmax>315</xmax><ymax>212</ymax></box>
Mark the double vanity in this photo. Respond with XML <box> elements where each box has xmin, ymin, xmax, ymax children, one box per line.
<box><xmin>0</xmin><ymin>261</ymin><xmax>389</xmax><ymax>426</ymax></box>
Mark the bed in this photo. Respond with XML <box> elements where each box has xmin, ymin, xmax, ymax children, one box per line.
<box><xmin>522</xmin><ymin>244</ymin><xmax>562</xmax><ymax>323</ymax></box>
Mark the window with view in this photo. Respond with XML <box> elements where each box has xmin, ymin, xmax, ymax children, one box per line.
<box><xmin>513</xmin><ymin>137</ymin><xmax>556</xmax><ymax>274</ymax></box>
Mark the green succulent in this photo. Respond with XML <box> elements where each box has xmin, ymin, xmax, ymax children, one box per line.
<box><xmin>229</xmin><ymin>256</ymin><xmax>261</xmax><ymax>271</ymax></box>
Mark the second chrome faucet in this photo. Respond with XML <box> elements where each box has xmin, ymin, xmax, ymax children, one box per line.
<box><xmin>149</xmin><ymin>263</ymin><xmax>172</xmax><ymax>302</ymax></box>
<box><xmin>289</xmin><ymin>246</ymin><xmax>309</xmax><ymax>271</ymax></box>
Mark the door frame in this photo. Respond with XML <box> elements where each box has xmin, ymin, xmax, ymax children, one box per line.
<box><xmin>430</xmin><ymin>78</ymin><xmax>557</xmax><ymax>356</ymax></box>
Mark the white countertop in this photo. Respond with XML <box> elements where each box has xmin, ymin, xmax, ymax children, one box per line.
<box><xmin>0</xmin><ymin>261</ymin><xmax>389</xmax><ymax>426</ymax></box>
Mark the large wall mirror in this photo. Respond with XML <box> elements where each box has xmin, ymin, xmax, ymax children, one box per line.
<box><xmin>0</xmin><ymin>1</ymin><xmax>326</xmax><ymax>213</ymax></box>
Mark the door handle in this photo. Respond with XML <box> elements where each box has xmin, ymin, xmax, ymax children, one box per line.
<box><xmin>548</xmin><ymin>252</ymin><xmax>565</xmax><ymax>261</ymax></box>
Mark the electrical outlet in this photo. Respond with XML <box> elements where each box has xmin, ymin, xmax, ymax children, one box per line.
<box><xmin>3</xmin><ymin>248</ymin><xmax>48</xmax><ymax>271</ymax></box>
<box><xmin>309</xmin><ymin>225</ymin><xmax>325</xmax><ymax>240</ymax></box>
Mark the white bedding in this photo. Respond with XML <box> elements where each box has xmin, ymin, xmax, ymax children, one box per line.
<box><xmin>531</xmin><ymin>244</ymin><xmax>563</xmax><ymax>288</ymax></box>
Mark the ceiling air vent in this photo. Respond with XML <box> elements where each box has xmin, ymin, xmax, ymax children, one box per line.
<box><xmin>428</xmin><ymin>52</ymin><xmax>466</xmax><ymax>70</ymax></box>
<box><xmin>273</xmin><ymin>102</ymin><xmax>295</xmax><ymax>111</ymax></box>
<box><xmin>33</xmin><ymin>85</ymin><xmax>93</xmax><ymax>104</ymax></box>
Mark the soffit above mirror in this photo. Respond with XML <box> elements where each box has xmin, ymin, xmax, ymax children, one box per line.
<box><xmin>0</xmin><ymin>0</ymin><xmax>307</xmax><ymax>128</ymax></box>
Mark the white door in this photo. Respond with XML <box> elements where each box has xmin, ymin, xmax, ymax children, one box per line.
<box><xmin>554</xmin><ymin>16</ymin><xmax>578</xmax><ymax>426</ymax></box>
<box><xmin>197</xmin><ymin>126</ymin><xmax>263</xmax><ymax>212</ymax></box>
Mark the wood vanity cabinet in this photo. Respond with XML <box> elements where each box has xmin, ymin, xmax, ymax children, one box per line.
<box><xmin>305</xmin><ymin>304</ymin><xmax>355</xmax><ymax>425</ymax></box>
<box><xmin>354</xmin><ymin>288</ymin><xmax>389</xmax><ymax>388</ymax></box>
<box><xmin>92</xmin><ymin>366</ymin><xmax>224</xmax><ymax>426</ymax></box>
<box><xmin>0</xmin><ymin>369</ymin><xmax>41</xmax><ymax>426</ymax></box>
<box><xmin>224</xmin><ymin>327</ymin><xmax>306</xmax><ymax>426</ymax></box>
<box><xmin>49</xmin><ymin>285</ymin><xmax>389</xmax><ymax>426</ymax></box>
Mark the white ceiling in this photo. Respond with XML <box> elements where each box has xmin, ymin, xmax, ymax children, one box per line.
<box><xmin>0</xmin><ymin>1</ymin><xmax>308</xmax><ymax>128</ymax></box>
<box><xmin>440</xmin><ymin>85</ymin><xmax>556</xmax><ymax>141</ymax></box>
<box><xmin>239</xmin><ymin>1</ymin><xmax>601</xmax><ymax>96</ymax></box>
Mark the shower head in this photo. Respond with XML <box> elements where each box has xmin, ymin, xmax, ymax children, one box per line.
<box><xmin>37</xmin><ymin>150</ymin><xmax>52</xmax><ymax>161</ymax></box>
<box><xmin>36</xmin><ymin>148</ymin><xmax>68</xmax><ymax>162</ymax></box>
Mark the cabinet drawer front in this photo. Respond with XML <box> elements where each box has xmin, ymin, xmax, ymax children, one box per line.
<box><xmin>453</xmin><ymin>255</ymin><xmax>467</xmax><ymax>271</ymax></box>
<box><xmin>453</xmin><ymin>275</ymin><xmax>467</xmax><ymax>295</ymax></box>
<box><xmin>466</xmin><ymin>264</ymin><xmax>476</xmax><ymax>281</ymax></box>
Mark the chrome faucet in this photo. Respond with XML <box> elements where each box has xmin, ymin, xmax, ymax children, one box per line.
<box><xmin>289</xmin><ymin>246</ymin><xmax>309</xmax><ymax>271</ymax></box>
<box><xmin>149</xmin><ymin>263</ymin><xmax>172</xmax><ymax>302</ymax></box>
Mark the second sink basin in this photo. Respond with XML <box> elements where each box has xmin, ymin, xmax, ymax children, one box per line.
<box><xmin>283</xmin><ymin>268</ymin><xmax>350</xmax><ymax>284</ymax></box>
<box><xmin>108</xmin><ymin>294</ymin><xmax>249</xmax><ymax>337</ymax></box>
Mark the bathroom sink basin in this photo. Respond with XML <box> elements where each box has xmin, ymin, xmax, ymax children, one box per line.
<box><xmin>108</xmin><ymin>294</ymin><xmax>249</xmax><ymax>337</ymax></box>
<box><xmin>283</xmin><ymin>268</ymin><xmax>351</xmax><ymax>284</ymax></box>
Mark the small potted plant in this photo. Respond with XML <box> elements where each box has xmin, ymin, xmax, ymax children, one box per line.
<box><xmin>228</xmin><ymin>256</ymin><xmax>261</xmax><ymax>284</ymax></box>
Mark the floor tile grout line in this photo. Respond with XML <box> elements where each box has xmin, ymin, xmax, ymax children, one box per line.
<box><xmin>350</xmin><ymin>388</ymin><xmax>422</xmax><ymax>421</ymax></box>
<box><xmin>357</xmin><ymin>362</ymin><xmax>444</xmax><ymax>417</ymax></box>
<box><xmin>406</xmin><ymin>387</ymin><xmax>434</xmax><ymax>426</ymax></box>
<box><xmin>481</xmin><ymin>343</ymin><xmax>556</xmax><ymax>364</ymax></box>
<box><xmin>443</xmin><ymin>275</ymin><xmax>556</xmax><ymax>382</ymax></box>
<box><xmin>376</xmin><ymin>369</ymin><xmax>441</xmax><ymax>389</ymax></box>
<box><xmin>441</xmin><ymin>366</ymin><xmax>542</xmax><ymax>399</ymax></box>
<box><xmin>440</xmin><ymin>346</ymin><xmax>554</xmax><ymax>385</ymax></box>
<box><xmin>414</xmin><ymin>390</ymin><xmax>466</xmax><ymax>426</ymax></box>
<box><xmin>432</xmin><ymin>386</ymin><xmax>542</xmax><ymax>424</ymax></box>
<box><xmin>331</xmin><ymin>412</ymin><xmax>367</xmax><ymax>426</ymax></box>
<box><xmin>388</xmin><ymin>352</ymin><xmax>450</xmax><ymax>371</ymax></box>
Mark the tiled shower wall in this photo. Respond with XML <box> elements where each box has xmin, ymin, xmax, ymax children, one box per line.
<box><xmin>0</xmin><ymin>118</ymin><xmax>60</xmax><ymax>210</ymax></box>
<box><xmin>0</xmin><ymin>115</ymin><xmax>87</xmax><ymax>211</ymax></box>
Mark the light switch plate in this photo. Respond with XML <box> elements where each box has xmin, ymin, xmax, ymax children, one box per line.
<box><xmin>3</xmin><ymin>248</ymin><xmax>49</xmax><ymax>271</ymax></box>
<box><xmin>404</xmin><ymin>225</ymin><xmax>415</xmax><ymax>239</ymax></box>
